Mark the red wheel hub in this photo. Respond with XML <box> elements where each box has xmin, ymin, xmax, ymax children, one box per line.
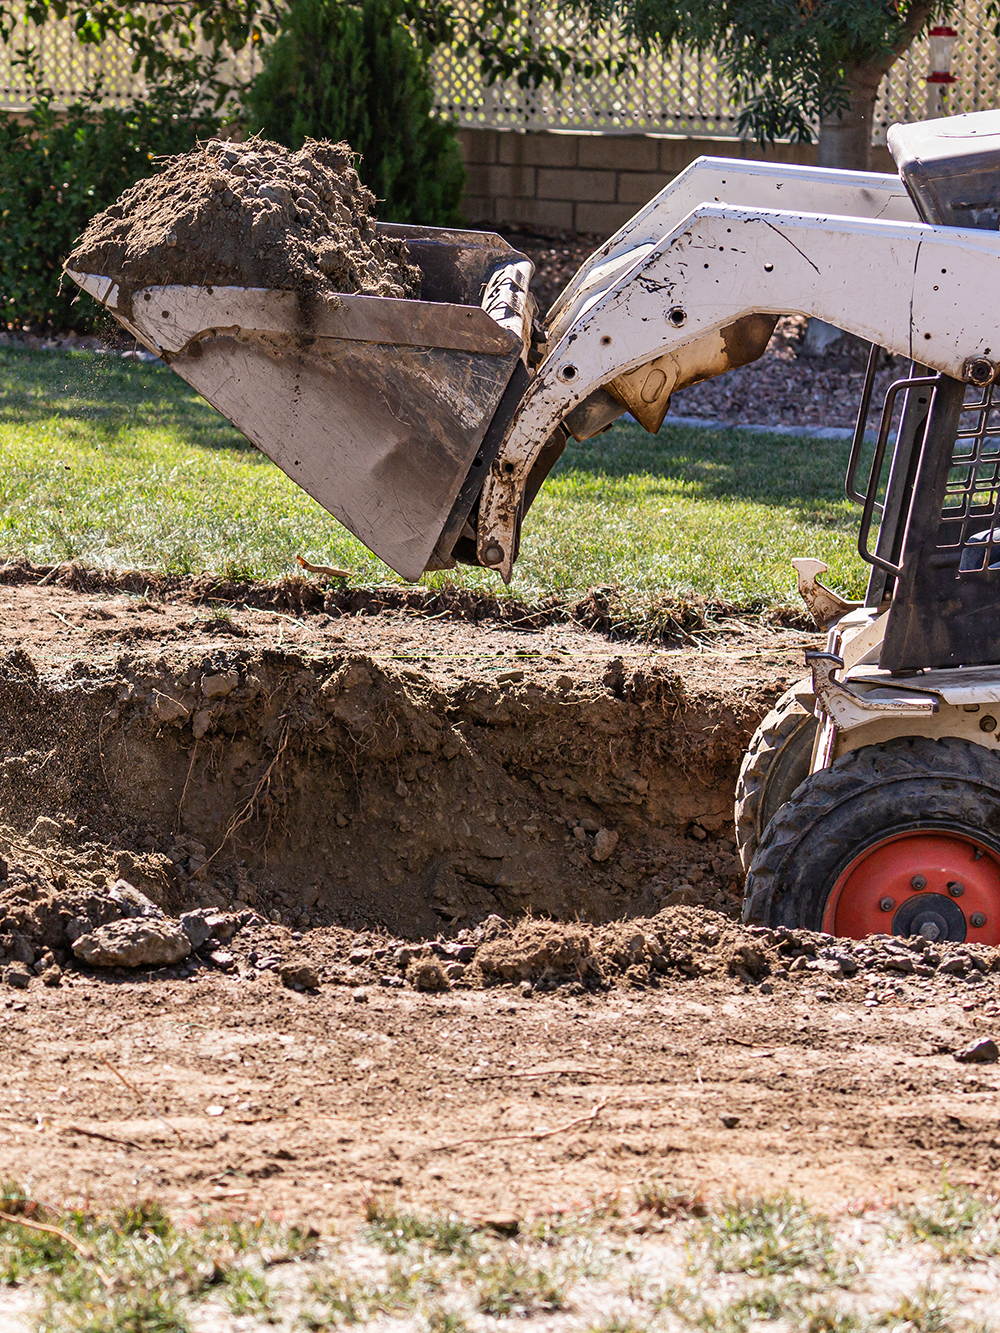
<box><xmin>823</xmin><ymin>830</ymin><xmax>1000</xmax><ymax>943</ymax></box>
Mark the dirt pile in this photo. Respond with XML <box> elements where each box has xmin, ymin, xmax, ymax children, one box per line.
<box><xmin>295</xmin><ymin>906</ymin><xmax>1000</xmax><ymax>996</ymax></box>
<box><xmin>8</xmin><ymin>862</ymin><xmax>995</xmax><ymax>999</ymax></box>
<box><xmin>66</xmin><ymin>137</ymin><xmax>421</xmax><ymax>313</ymax></box>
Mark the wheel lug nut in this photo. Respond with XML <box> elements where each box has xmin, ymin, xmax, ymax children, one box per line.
<box><xmin>911</xmin><ymin>875</ymin><xmax>927</xmax><ymax>890</ymax></box>
<box><xmin>948</xmin><ymin>881</ymin><xmax>966</xmax><ymax>897</ymax></box>
<box><xmin>971</xmin><ymin>911</ymin><xmax>987</xmax><ymax>928</ymax></box>
<box><xmin>879</xmin><ymin>896</ymin><xmax>895</xmax><ymax>912</ymax></box>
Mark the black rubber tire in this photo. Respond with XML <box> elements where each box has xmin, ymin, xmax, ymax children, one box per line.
<box><xmin>743</xmin><ymin>736</ymin><xmax>1000</xmax><ymax>930</ymax></box>
<box><xmin>735</xmin><ymin>678</ymin><xmax>818</xmax><ymax>872</ymax></box>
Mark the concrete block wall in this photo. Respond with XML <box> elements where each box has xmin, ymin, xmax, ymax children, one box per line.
<box><xmin>458</xmin><ymin>127</ymin><xmax>895</xmax><ymax>236</ymax></box>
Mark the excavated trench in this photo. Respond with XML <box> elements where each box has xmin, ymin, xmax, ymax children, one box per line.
<box><xmin>0</xmin><ymin>576</ymin><xmax>812</xmax><ymax>963</ymax></box>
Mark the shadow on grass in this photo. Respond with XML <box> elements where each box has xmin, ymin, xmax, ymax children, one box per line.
<box><xmin>0</xmin><ymin>347</ymin><xmax>256</xmax><ymax>452</ymax></box>
<box><xmin>558</xmin><ymin>421</ymin><xmax>866</xmax><ymax>510</ymax></box>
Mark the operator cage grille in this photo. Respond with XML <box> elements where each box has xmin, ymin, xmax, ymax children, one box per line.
<box><xmin>937</xmin><ymin>382</ymin><xmax>1000</xmax><ymax>574</ymax></box>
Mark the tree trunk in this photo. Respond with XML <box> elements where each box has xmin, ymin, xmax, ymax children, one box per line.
<box><xmin>816</xmin><ymin>62</ymin><xmax>885</xmax><ymax>172</ymax></box>
<box><xmin>817</xmin><ymin>1</ymin><xmax>935</xmax><ymax>172</ymax></box>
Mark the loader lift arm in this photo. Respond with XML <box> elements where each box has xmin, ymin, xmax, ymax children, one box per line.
<box><xmin>478</xmin><ymin>203</ymin><xmax>1000</xmax><ymax>581</ymax></box>
<box><xmin>546</xmin><ymin>156</ymin><xmax>918</xmax><ymax>332</ymax></box>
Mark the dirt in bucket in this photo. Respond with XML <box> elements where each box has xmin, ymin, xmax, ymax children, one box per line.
<box><xmin>65</xmin><ymin>137</ymin><xmax>422</xmax><ymax>314</ymax></box>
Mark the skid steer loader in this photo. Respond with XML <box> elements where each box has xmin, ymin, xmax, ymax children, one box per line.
<box><xmin>67</xmin><ymin>108</ymin><xmax>1000</xmax><ymax>947</ymax></box>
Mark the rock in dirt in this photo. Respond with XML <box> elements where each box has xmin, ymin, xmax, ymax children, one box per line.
<box><xmin>720</xmin><ymin>1114</ymin><xmax>740</xmax><ymax>1129</ymax></box>
<box><xmin>180</xmin><ymin>910</ymin><xmax>213</xmax><ymax>950</ymax></box>
<box><xmin>954</xmin><ymin>1037</ymin><xmax>999</xmax><ymax>1064</ymax></box>
<box><xmin>180</xmin><ymin>908</ymin><xmax>235</xmax><ymax>950</ymax></box>
<box><xmin>663</xmin><ymin>886</ymin><xmax>698</xmax><ymax>907</ymax></box>
<box><xmin>3</xmin><ymin>962</ymin><xmax>31</xmax><ymax>989</ymax></box>
<box><xmin>279</xmin><ymin>960</ymin><xmax>320</xmax><ymax>990</ymax></box>
<box><xmin>72</xmin><ymin>919</ymin><xmax>191</xmax><ymax>969</ymax></box>
<box><xmin>29</xmin><ymin>816</ymin><xmax>63</xmax><ymax>846</ymax></box>
<box><xmin>727</xmin><ymin>942</ymin><xmax>769</xmax><ymax>981</ymax></box>
<box><xmin>590</xmin><ymin>828</ymin><xmax>619</xmax><ymax>863</ymax></box>
<box><xmin>107</xmin><ymin>879</ymin><xmax>163</xmax><ymax>919</ymax></box>
<box><xmin>66</xmin><ymin>138</ymin><xmax>422</xmax><ymax>316</ymax></box>
<box><xmin>939</xmin><ymin>957</ymin><xmax>967</xmax><ymax>976</ymax></box>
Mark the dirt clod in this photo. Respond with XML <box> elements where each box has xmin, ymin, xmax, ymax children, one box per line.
<box><xmin>474</xmin><ymin>920</ymin><xmax>601</xmax><ymax>985</ymax></box>
<box><xmin>280</xmin><ymin>959</ymin><xmax>320</xmax><ymax>991</ymax></box>
<box><xmin>407</xmin><ymin>956</ymin><xmax>450</xmax><ymax>992</ymax></box>
<box><xmin>67</xmin><ymin>137</ymin><xmax>422</xmax><ymax>316</ymax></box>
<box><xmin>72</xmin><ymin>918</ymin><xmax>192</xmax><ymax>968</ymax></box>
<box><xmin>727</xmin><ymin>941</ymin><xmax>770</xmax><ymax>980</ymax></box>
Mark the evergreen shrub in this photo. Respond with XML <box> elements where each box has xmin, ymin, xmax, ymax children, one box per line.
<box><xmin>245</xmin><ymin>0</ymin><xmax>465</xmax><ymax>226</ymax></box>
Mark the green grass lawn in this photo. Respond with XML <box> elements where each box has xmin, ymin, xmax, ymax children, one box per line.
<box><xmin>0</xmin><ymin>347</ymin><xmax>871</xmax><ymax>609</ymax></box>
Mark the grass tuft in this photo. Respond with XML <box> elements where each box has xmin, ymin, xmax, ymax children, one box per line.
<box><xmin>0</xmin><ymin>1179</ymin><xmax>312</xmax><ymax>1332</ymax></box>
<box><xmin>697</xmin><ymin>1196</ymin><xmax>851</xmax><ymax>1280</ymax></box>
<box><xmin>894</xmin><ymin>1186</ymin><xmax>1000</xmax><ymax>1263</ymax></box>
<box><xmin>589</xmin><ymin>1316</ymin><xmax>649</xmax><ymax>1333</ymax></box>
<box><xmin>634</xmin><ymin>1178</ymin><xmax>707</xmax><ymax>1219</ymax></box>
<box><xmin>474</xmin><ymin>1250</ymin><xmax>569</xmax><ymax>1317</ymax></box>
<box><xmin>221</xmin><ymin>1265</ymin><xmax>275</xmax><ymax>1318</ymax></box>
<box><xmin>362</xmin><ymin>1198</ymin><xmax>476</xmax><ymax>1256</ymax></box>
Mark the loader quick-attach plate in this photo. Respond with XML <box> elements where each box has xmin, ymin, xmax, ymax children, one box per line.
<box><xmin>67</xmin><ymin>225</ymin><xmax>530</xmax><ymax>582</ymax></box>
<box><xmin>881</xmin><ymin>376</ymin><xmax>1000</xmax><ymax>671</ymax></box>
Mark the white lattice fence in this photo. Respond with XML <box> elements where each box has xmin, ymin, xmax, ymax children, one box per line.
<box><xmin>0</xmin><ymin>2</ymin><xmax>256</xmax><ymax>109</ymax></box>
<box><xmin>0</xmin><ymin>6</ymin><xmax>140</xmax><ymax>107</ymax></box>
<box><xmin>431</xmin><ymin>8</ymin><xmax>738</xmax><ymax>135</ymax></box>
<box><xmin>0</xmin><ymin>0</ymin><xmax>994</xmax><ymax>140</ymax></box>
<box><xmin>433</xmin><ymin>0</ymin><xmax>1000</xmax><ymax>140</ymax></box>
<box><xmin>878</xmin><ymin>3</ymin><xmax>1000</xmax><ymax>137</ymax></box>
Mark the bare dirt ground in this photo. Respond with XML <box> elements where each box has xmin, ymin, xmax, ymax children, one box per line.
<box><xmin>3</xmin><ymin>913</ymin><xmax>1000</xmax><ymax>1231</ymax></box>
<box><xmin>1</xmin><ymin>568</ymin><xmax>1000</xmax><ymax>1257</ymax></box>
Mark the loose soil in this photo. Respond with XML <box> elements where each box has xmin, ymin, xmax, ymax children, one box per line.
<box><xmin>67</xmin><ymin>137</ymin><xmax>421</xmax><ymax>316</ymax></box>
<box><xmin>0</xmin><ymin>565</ymin><xmax>807</xmax><ymax>937</ymax></box>
<box><xmin>2</xmin><ymin>572</ymin><xmax>1000</xmax><ymax>1245</ymax></box>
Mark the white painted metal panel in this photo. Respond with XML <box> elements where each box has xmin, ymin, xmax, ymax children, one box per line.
<box><xmin>547</xmin><ymin>157</ymin><xmax>918</xmax><ymax>328</ymax></box>
<box><xmin>480</xmin><ymin>203</ymin><xmax>1000</xmax><ymax>578</ymax></box>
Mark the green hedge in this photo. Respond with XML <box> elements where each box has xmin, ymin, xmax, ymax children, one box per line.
<box><xmin>0</xmin><ymin>86</ymin><xmax>218</xmax><ymax>333</ymax></box>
